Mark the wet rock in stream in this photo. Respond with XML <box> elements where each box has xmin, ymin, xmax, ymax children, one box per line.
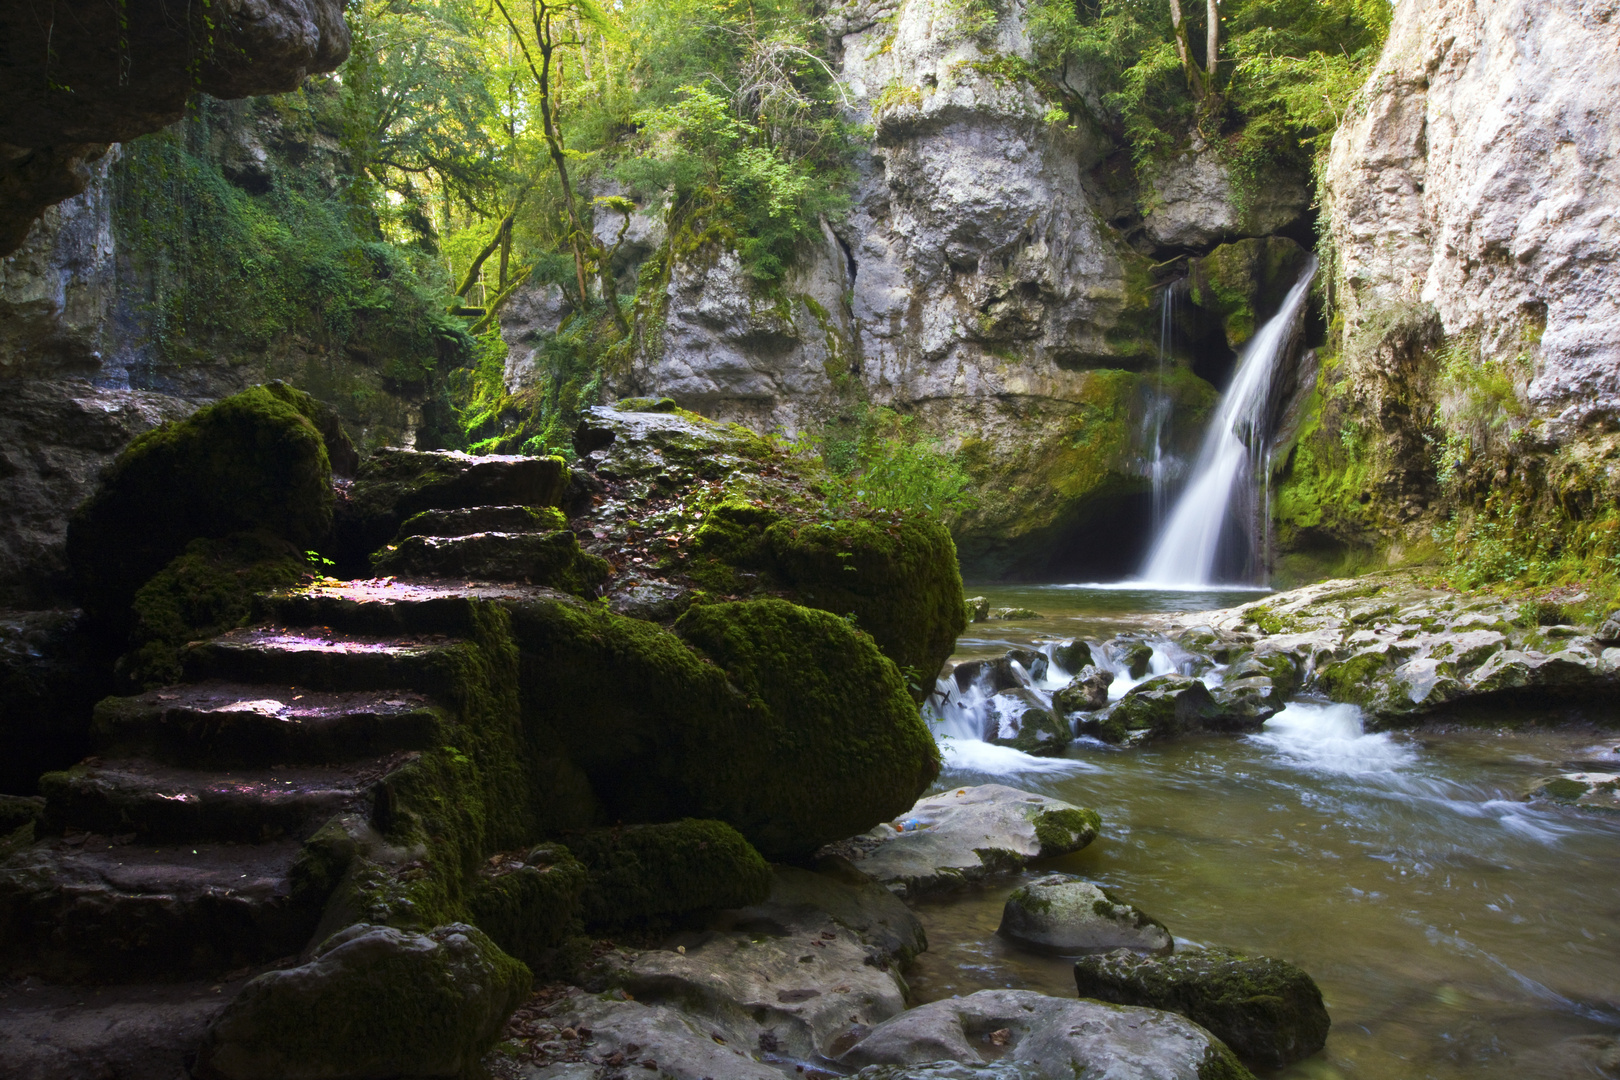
<box><xmin>823</xmin><ymin>785</ymin><xmax>1100</xmax><ymax>899</ymax></box>
<box><xmin>998</xmin><ymin>875</ymin><xmax>1173</xmax><ymax>956</ymax></box>
<box><xmin>837</xmin><ymin>988</ymin><xmax>1252</xmax><ymax>1080</ymax></box>
<box><xmin>1073</xmin><ymin>946</ymin><xmax>1329</xmax><ymax>1071</ymax></box>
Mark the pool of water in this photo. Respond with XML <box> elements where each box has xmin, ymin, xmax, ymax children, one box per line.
<box><xmin>919</xmin><ymin>586</ymin><xmax>1620</xmax><ymax>1080</ymax></box>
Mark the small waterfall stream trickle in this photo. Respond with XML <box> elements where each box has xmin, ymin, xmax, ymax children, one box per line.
<box><xmin>1147</xmin><ymin>279</ymin><xmax>1183</xmax><ymax>536</ymax></box>
<box><xmin>1138</xmin><ymin>257</ymin><xmax>1318</xmax><ymax>588</ymax></box>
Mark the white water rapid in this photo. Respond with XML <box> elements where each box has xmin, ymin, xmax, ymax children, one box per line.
<box><xmin>1139</xmin><ymin>257</ymin><xmax>1319</xmax><ymax>587</ymax></box>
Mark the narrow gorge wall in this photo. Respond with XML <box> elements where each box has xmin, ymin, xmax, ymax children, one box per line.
<box><xmin>1275</xmin><ymin>0</ymin><xmax>1620</xmax><ymax>578</ymax></box>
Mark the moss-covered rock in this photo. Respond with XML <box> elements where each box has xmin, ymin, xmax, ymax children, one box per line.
<box><xmin>466</xmin><ymin>843</ymin><xmax>588</xmax><ymax>970</ymax></box>
<box><xmin>194</xmin><ymin>921</ymin><xmax>530</xmax><ymax>1080</ymax></box>
<box><xmin>567</xmin><ymin>819</ymin><xmax>772</xmax><ymax>926</ymax></box>
<box><xmin>371</xmin><ymin>530</ymin><xmax>610</xmax><ymax>596</ymax></box>
<box><xmin>121</xmin><ymin>532</ymin><xmax>313</xmax><ymax>688</ymax></box>
<box><xmin>999</xmin><ymin>875</ymin><xmax>1172</xmax><ymax>955</ymax></box>
<box><xmin>507</xmin><ymin>596</ymin><xmax>939</xmax><ymax>860</ymax></box>
<box><xmin>1103</xmin><ymin>675</ymin><xmax>1221</xmax><ymax>742</ymax></box>
<box><xmin>1187</xmin><ymin>237</ymin><xmax>1311</xmax><ymax>348</ymax></box>
<box><xmin>1073</xmin><ymin>945</ymin><xmax>1330</xmax><ymax>1071</ymax></box>
<box><xmin>1052</xmin><ymin>666</ymin><xmax>1113</xmax><ymax>714</ymax></box>
<box><xmin>67</xmin><ymin>385</ymin><xmax>336</xmax><ymax>625</ymax></box>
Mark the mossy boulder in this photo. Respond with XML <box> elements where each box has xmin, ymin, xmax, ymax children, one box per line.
<box><xmin>466</xmin><ymin>843</ymin><xmax>588</xmax><ymax>970</ymax></box>
<box><xmin>999</xmin><ymin>875</ymin><xmax>1172</xmax><ymax>955</ymax></box>
<box><xmin>1052</xmin><ymin>666</ymin><xmax>1114</xmax><ymax>714</ymax></box>
<box><xmin>1315</xmin><ymin>650</ymin><xmax>1393</xmax><ymax>705</ymax></box>
<box><xmin>508</xmin><ymin>596</ymin><xmax>939</xmax><ymax>860</ymax></box>
<box><xmin>67</xmin><ymin>385</ymin><xmax>337</xmax><ymax>626</ymax></box>
<box><xmin>1102</xmin><ymin>675</ymin><xmax>1221</xmax><ymax>742</ymax></box>
<box><xmin>567</xmin><ymin>819</ymin><xmax>772</xmax><ymax>926</ymax></box>
<box><xmin>194</xmin><ymin>922</ymin><xmax>530</xmax><ymax>1080</ymax></box>
<box><xmin>1073</xmin><ymin>945</ymin><xmax>1330</xmax><ymax>1070</ymax></box>
<box><xmin>121</xmin><ymin>532</ymin><xmax>313</xmax><ymax>688</ymax></box>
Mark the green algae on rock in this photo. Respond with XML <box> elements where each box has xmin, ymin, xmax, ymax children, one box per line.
<box><xmin>67</xmin><ymin>385</ymin><xmax>337</xmax><ymax>626</ymax></box>
<box><xmin>1073</xmin><ymin>945</ymin><xmax>1330</xmax><ymax>1070</ymax></box>
<box><xmin>194</xmin><ymin>922</ymin><xmax>529</xmax><ymax>1080</ymax></box>
<box><xmin>567</xmin><ymin>818</ymin><xmax>772</xmax><ymax>926</ymax></box>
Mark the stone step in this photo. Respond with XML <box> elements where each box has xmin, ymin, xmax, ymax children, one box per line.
<box><xmin>39</xmin><ymin>755</ymin><xmax>411</xmax><ymax>842</ymax></box>
<box><xmin>396</xmin><ymin>505</ymin><xmax>564</xmax><ymax>540</ymax></box>
<box><xmin>0</xmin><ymin>838</ymin><xmax>320</xmax><ymax>981</ymax></box>
<box><xmin>183</xmin><ymin>627</ymin><xmax>462</xmax><ymax>693</ymax></box>
<box><xmin>92</xmin><ymin>682</ymin><xmax>445</xmax><ymax>767</ymax></box>
<box><xmin>370</xmin><ymin>530</ymin><xmax>609</xmax><ymax>593</ymax></box>
<box><xmin>256</xmin><ymin>579</ymin><xmax>581</xmax><ymax>637</ymax></box>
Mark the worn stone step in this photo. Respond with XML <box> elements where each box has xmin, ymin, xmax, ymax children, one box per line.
<box><xmin>0</xmin><ymin>838</ymin><xmax>321</xmax><ymax>981</ymax></box>
<box><xmin>396</xmin><ymin>505</ymin><xmax>564</xmax><ymax>540</ymax></box>
<box><xmin>370</xmin><ymin>530</ymin><xmax>610</xmax><ymax>594</ymax></box>
<box><xmin>92</xmin><ymin>682</ymin><xmax>445</xmax><ymax>767</ymax></box>
<box><xmin>183</xmin><ymin>628</ymin><xmax>462</xmax><ymax>693</ymax></box>
<box><xmin>39</xmin><ymin>755</ymin><xmax>411</xmax><ymax>842</ymax></box>
<box><xmin>255</xmin><ymin>579</ymin><xmax>582</xmax><ymax>637</ymax></box>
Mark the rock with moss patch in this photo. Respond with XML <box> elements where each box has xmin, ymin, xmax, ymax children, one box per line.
<box><xmin>510</xmin><ymin>596</ymin><xmax>940</xmax><ymax>861</ymax></box>
<box><xmin>1073</xmin><ymin>946</ymin><xmax>1329</xmax><ymax>1070</ymax></box>
<box><xmin>371</xmin><ymin>529</ymin><xmax>610</xmax><ymax>596</ymax></box>
<box><xmin>194</xmin><ymin>922</ymin><xmax>530</xmax><ymax>1080</ymax></box>
<box><xmin>838</xmin><ymin>988</ymin><xmax>1253</xmax><ymax>1080</ymax></box>
<box><xmin>67</xmin><ymin>385</ymin><xmax>337</xmax><ymax>626</ymax></box>
<box><xmin>121</xmin><ymin>532</ymin><xmax>312</xmax><ymax>688</ymax></box>
<box><xmin>1528</xmin><ymin>772</ymin><xmax>1620</xmax><ymax>812</ymax></box>
<box><xmin>831</xmin><ymin>784</ymin><xmax>1100</xmax><ymax>898</ymax></box>
<box><xmin>1116</xmin><ymin>641</ymin><xmax>1155</xmax><ymax>679</ymax></box>
<box><xmin>567</xmin><ymin>819</ymin><xmax>772</xmax><ymax>927</ymax></box>
<box><xmin>1364</xmin><ymin>658</ymin><xmax>1466</xmax><ymax>722</ymax></box>
<box><xmin>1052</xmin><ymin>666</ymin><xmax>1114</xmax><ymax>714</ymax></box>
<box><xmin>1208</xmin><ymin>676</ymin><xmax>1283</xmax><ymax>726</ymax></box>
<box><xmin>1598</xmin><ymin>611</ymin><xmax>1620</xmax><ymax>646</ymax></box>
<box><xmin>466</xmin><ymin>842</ymin><xmax>588</xmax><ymax>970</ymax></box>
<box><xmin>965</xmin><ymin>596</ymin><xmax>990</xmax><ymax>623</ymax></box>
<box><xmin>1051</xmin><ymin>639</ymin><xmax>1094</xmax><ymax>674</ymax></box>
<box><xmin>998</xmin><ymin>875</ymin><xmax>1172</xmax><ymax>955</ymax></box>
<box><xmin>990</xmin><ymin>701</ymin><xmax>1071</xmax><ymax>757</ymax></box>
<box><xmin>1466</xmin><ymin>648</ymin><xmax>1602</xmax><ymax>695</ymax></box>
<box><xmin>1105</xmin><ymin>675</ymin><xmax>1224</xmax><ymax>742</ymax></box>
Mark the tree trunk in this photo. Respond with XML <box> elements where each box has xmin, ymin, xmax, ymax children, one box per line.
<box><xmin>1205</xmin><ymin>0</ymin><xmax>1219</xmax><ymax>82</ymax></box>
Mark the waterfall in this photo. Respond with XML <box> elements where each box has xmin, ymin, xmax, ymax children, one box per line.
<box><xmin>1138</xmin><ymin>258</ymin><xmax>1318</xmax><ymax>588</ymax></box>
<box><xmin>1148</xmin><ymin>279</ymin><xmax>1183</xmax><ymax>534</ymax></box>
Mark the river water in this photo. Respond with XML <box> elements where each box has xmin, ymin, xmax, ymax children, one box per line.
<box><xmin>919</xmin><ymin>585</ymin><xmax>1620</xmax><ymax>1080</ymax></box>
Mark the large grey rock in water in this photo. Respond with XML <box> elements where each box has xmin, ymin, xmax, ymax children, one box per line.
<box><xmin>830</xmin><ymin>784</ymin><xmax>1100</xmax><ymax>898</ymax></box>
<box><xmin>837</xmin><ymin>988</ymin><xmax>1252</xmax><ymax>1080</ymax></box>
<box><xmin>1073</xmin><ymin>946</ymin><xmax>1329</xmax><ymax>1070</ymax></box>
<box><xmin>998</xmin><ymin>875</ymin><xmax>1172</xmax><ymax>955</ymax></box>
<box><xmin>195</xmin><ymin>922</ymin><xmax>529</xmax><ymax>1080</ymax></box>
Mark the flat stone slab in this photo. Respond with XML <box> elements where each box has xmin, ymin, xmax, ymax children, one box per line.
<box><xmin>829</xmin><ymin>784</ymin><xmax>1100</xmax><ymax>898</ymax></box>
<box><xmin>525</xmin><ymin>991</ymin><xmax>785</xmax><ymax>1080</ymax></box>
<box><xmin>837</xmin><ymin>988</ymin><xmax>1249</xmax><ymax>1080</ymax></box>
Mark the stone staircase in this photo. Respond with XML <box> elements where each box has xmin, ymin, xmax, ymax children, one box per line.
<box><xmin>0</xmin><ymin>452</ymin><xmax>603</xmax><ymax>990</ymax></box>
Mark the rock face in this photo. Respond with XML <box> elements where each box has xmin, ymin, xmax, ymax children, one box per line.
<box><xmin>0</xmin><ymin>0</ymin><xmax>351</xmax><ymax>253</ymax></box>
<box><xmin>998</xmin><ymin>875</ymin><xmax>1173</xmax><ymax>955</ymax></box>
<box><xmin>1073</xmin><ymin>946</ymin><xmax>1330</xmax><ymax>1070</ymax></box>
<box><xmin>829</xmin><ymin>784</ymin><xmax>1100</xmax><ymax>897</ymax></box>
<box><xmin>1325</xmin><ymin>0</ymin><xmax>1620</xmax><ymax>439</ymax></box>
<box><xmin>836</xmin><ymin>988</ymin><xmax>1253</xmax><ymax>1080</ymax></box>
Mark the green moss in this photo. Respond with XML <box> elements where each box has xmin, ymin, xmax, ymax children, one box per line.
<box><xmin>67</xmin><ymin>385</ymin><xmax>336</xmax><ymax>626</ymax></box>
<box><xmin>566</xmin><ymin>819</ymin><xmax>771</xmax><ymax>926</ymax></box>
<box><xmin>1198</xmin><ymin>1042</ymin><xmax>1259</xmax><ymax>1080</ymax></box>
<box><xmin>466</xmin><ymin>843</ymin><xmax>588</xmax><ymax>968</ymax></box>
<box><xmin>122</xmin><ymin>532</ymin><xmax>312</xmax><ymax>687</ymax></box>
<box><xmin>507</xmin><ymin>596</ymin><xmax>939</xmax><ymax>860</ymax></box>
<box><xmin>1032</xmin><ymin>806</ymin><xmax>1101</xmax><ymax>854</ymax></box>
<box><xmin>1316</xmin><ymin>651</ymin><xmax>1390</xmax><ymax>705</ymax></box>
<box><xmin>1541</xmin><ymin>777</ymin><xmax>1591</xmax><ymax>801</ymax></box>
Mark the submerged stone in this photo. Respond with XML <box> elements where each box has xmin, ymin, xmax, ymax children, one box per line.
<box><xmin>1073</xmin><ymin>946</ymin><xmax>1330</xmax><ymax>1070</ymax></box>
<box><xmin>998</xmin><ymin>875</ymin><xmax>1172</xmax><ymax>955</ymax></box>
<box><xmin>1528</xmin><ymin>772</ymin><xmax>1620</xmax><ymax>813</ymax></box>
<box><xmin>194</xmin><ymin>922</ymin><xmax>530</xmax><ymax>1080</ymax></box>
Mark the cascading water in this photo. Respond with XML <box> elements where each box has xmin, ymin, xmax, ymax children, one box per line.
<box><xmin>1147</xmin><ymin>279</ymin><xmax>1184</xmax><ymax>534</ymax></box>
<box><xmin>1139</xmin><ymin>257</ymin><xmax>1318</xmax><ymax>587</ymax></box>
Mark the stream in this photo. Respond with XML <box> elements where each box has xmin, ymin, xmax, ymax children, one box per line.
<box><xmin>917</xmin><ymin>584</ymin><xmax>1620</xmax><ymax>1080</ymax></box>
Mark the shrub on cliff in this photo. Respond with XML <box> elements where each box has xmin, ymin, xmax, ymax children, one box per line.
<box><xmin>67</xmin><ymin>385</ymin><xmax>338</xmax><ymax>628</ymax></box>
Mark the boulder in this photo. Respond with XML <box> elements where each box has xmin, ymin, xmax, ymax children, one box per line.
<box><xmin>510</xmin><ymin>596</ymin><xmax>941</xmax><ymax>861</ymax></box>
<box><xmin>466</xmin><ymin>843</ymin><xmax>588</xmax><ymax>970</ymax></box>
<box><xmin>194</xmin><ymin>922</ymin><xmax>530</xmax><ymax>1080</ymax></box>
<box><xmin>1052</xmin><ymin>665</ymin><xmax>1113</xmax><ymax>714</ymax></box>
<box><xmin>1115</xmin><ymin>640</ymin><xmax>1156</xmax><ymax>679</ymax></box>
<box><xmin>998</xmin><ymin>875</ymin><xmax>1172</xmax><ymax>955</ymax></box>
<box><xmin>1364</xmin><ymin>658</ymin><xmax>1467</xmax><ymax>723</ymax></box>
<box><xmin>1051</xmin><ymin>639</ymin><xmax>1093</xmax><ymax>674</ymax></box>
<box><xmin>831</xmin><ymin>785</ymin><xmax>1100</xmax><ymax>898</ymax></box>
<box><xmin>525</xmin><ymin>990</ymin><xmax>786</xmax><ymax>1080</ymax></box>
<box><xmin>1208</xmin><ymin>676</ymin><xmax>1282</xmax><ymax>727</ymax></box>
<box><xmin>66</xmin><ymin>385</ymin><xmax>338</xmax><ymax>625</ymax></box>
<box><xmin>1073</xmin><ymin>946</ymin><xmax>1329</xmax><ymax>1070</ymax></box>
<box><xmin>838</xmin><ymin>988</ymin><xmax>1253</xmax><ymax>1080</ymax></box>
<box><xmin>1102</xmin><ymin>675</ymin><xmax>1223</xmax><ymax>743</ymax></box>
<box><xmin>964</xmin><ymin>596</ymin><xmax>990</xmax><ymax>623</ymax></box>
<box><xmin>985</xmin><ymin>693</ymin><xmax>1071</xmax><ymax>756</ymax></box>
<box><xmin>1599</xmin><ymin>611</ymin><xmax>1620</xmax><ymax>646</ymax></box>
<box><xmin>565</xmin><ymin>819</ymin><xmax>772</xmax><ymax>927</ymax></box>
